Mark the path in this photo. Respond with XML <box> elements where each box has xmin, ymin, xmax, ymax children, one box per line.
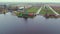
<box><xmin>36</xmin><ymin>7</ymin><xmax>42</xmax><ymax>15</ymax></box>
<box><xmin>48</xmin><ymin>5</ymin><xmax>59</xmax><ymax>15</ymax></box>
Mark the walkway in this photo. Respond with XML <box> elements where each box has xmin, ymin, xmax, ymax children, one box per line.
<box><xmin>48</xmin><ymin>5</ymin><xmax>59</xmax><ymax>15</ymax></box>
<box><xmin>36</xmin><ymin>7</ymin><xmax>42</xmax><ymax>15</ymax></box>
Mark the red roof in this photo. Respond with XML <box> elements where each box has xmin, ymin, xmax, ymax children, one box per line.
<box><xmin>28</xmin><ymin>13</ymin><xmax>34</xmax><ymax>16</ymax></box>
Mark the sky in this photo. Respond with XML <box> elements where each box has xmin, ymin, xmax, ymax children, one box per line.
<box><xmin>0</xmin><ymin>0</ymin><xmax>60</xmax><ymax>3</ymax></box>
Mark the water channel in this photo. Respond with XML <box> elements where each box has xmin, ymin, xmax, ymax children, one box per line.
<box><xmin>0</xmin><ymin>12</ymin><xmax>60</xmax><ymax>34</ymax></box>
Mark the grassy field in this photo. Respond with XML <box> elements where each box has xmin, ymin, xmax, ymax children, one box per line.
<box><xmin>40</xmin><ymin>6</ymin><xmax>55</xmax><ymax>15</ymax></box>
<box><xmin>51</xmin><ymin>6</ymin><xmax>60</xmax><ymax>14</ymax></box>
<box><xmin>26</xmin><ymin>7</ymin><xmax>40</xmax><ymax>13</ymax></box>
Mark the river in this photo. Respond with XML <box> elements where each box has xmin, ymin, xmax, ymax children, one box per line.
<box><xmin>0</xmin><ymin>12</ymin><xmax>60</xmax><ymax>34</ymax></box>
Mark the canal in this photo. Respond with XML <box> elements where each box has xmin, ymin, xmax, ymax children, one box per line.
<box><xmin>0</xmin><ymin>12</ymin><xmax>60</xmax><ymax>34</ymax></box>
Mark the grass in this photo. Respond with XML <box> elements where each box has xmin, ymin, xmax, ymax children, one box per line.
<box><xmin>26</xmin><ymin>7</ymin><xmax>39</xmax><ymax>13</ymax></box>
<box><xmin>52</xmin><ymin>8</ymin><xmax>60</xmax><ymax>14</ymax></box>
<box><xmin>50</xmin><ymin>6</ymin><xmax>60</xmax><ymax>14</ymax></box>
<box><xmin>40</xmin><ymin>6</ymin><xmax>55</xmax><ymax>15</ymax></box>
<box><xmin>56</xmin><ymin>11</ymin><xmax>60</xmax><ymax>14</ymax></box>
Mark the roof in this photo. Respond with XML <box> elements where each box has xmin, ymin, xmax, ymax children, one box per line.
<box><xmin>19</xmin><ymin>7</ymin><xmax>24</xmax><ymax>9</ymax></box>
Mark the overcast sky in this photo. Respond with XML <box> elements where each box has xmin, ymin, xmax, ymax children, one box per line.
<box><xmin>0</xmin><ymin>0</ymin><xmax>60</xmax><ymax>3</ymax></box>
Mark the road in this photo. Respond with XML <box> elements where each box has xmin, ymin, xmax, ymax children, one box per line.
<box><xmin>36</xmin><ymin>7</ymin><xmax>42</xmax><ymax>15</ymax></box>
<box><xmin>48</xmin><ymin>5</ymin><xmax>59</xmax><ymax>15</ymax></box>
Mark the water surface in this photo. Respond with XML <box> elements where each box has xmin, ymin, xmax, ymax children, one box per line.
<box><xmin>0</xmin><ymin>12</ymin><xmax>60</xmax><ymax>34</ymax></box>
